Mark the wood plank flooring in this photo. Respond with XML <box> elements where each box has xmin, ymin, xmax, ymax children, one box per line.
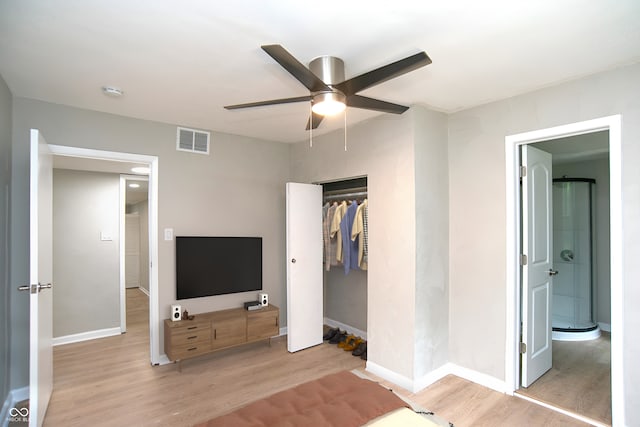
<box><xmin>517</xmin><ymin>332</ymin><xmax>611</xmax><ymax>425</ymax></box>
<box><xmin>43</xmin><ymin>289</ymin><xmax>590</xmax><ymax>426</ymax></box>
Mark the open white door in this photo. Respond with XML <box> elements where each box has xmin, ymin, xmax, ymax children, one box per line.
<box><xmin>24</xmin><ymin>129</ymin><xmax>54</xmax><ymax>426</ymax></box>
<box><xmin>286</xmin><ymin>182</ymin><xmax>323</xmax><ymax>352</ymax></box>
<box><xmin>521</xmin><ymin>145</ymin><xmax>554</xmax><ymax>388</ymax></box>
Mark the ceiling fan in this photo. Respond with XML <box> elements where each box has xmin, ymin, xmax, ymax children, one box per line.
<box><xmin>224</xmin><ymin>45</ymin><xmax>432</xmax><ymax>130</ymax></box>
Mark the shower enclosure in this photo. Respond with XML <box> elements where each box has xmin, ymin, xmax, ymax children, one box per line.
<box><xmin>552</xmin><ymin>177</ymin><xmax>600</xmax><ymax>341</ymax></box>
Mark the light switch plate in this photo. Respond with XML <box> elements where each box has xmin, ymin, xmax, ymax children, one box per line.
<box><xmin>164</xmin><ymin>228</ymin><xmax>173</xmax><ymax>241</ymax></box>
<box><xmin>100</xmin><ymin>231</ymin><xmax>113</xmax><ymax>241</ymax></box>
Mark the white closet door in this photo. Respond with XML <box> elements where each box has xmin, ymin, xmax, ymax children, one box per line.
<box><xmin>286</xmin><ymin>182</ymin><xmax>323</xmax><ymax>352</ymax></box>
<box><xmin>125</xmin><ymin>213</ymin><xmax>140</xmax><ymax>288</ymax></box>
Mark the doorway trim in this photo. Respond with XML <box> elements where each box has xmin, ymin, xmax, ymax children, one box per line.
<box><xmin>48</xmin><ymin>145</ymin><xmax>161</xmax><ymax>365</ymax></box>
<box><xmin>504</xmin><ymin>115</ymin><xmax>623</xmax><ymax>424</ymax></box>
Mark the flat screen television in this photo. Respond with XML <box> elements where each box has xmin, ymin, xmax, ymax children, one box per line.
<box><xmin>176</xmin><ymin>236</ymin><xmax>262</xmax><ymax>300</ymax></box>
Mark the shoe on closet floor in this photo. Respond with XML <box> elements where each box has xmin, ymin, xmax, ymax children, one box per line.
<box><xmin>352</xmin><ymin>341</ymin><xmax>367</xmax><ymax>356</ymax></box>
<box><xmin>329</xmin><ymin>331</ymin><xmax>346</xmax><ymax>344</ymax></box>
<box><xmin>323</xmin><ymin>327</ymin><xmax>340</xmax><ymax>341</ymax></box>
<box><xmin>343</xmin><ymin>337</ymin><xmax>363</xmax><ymax>352</ymax></box>
<box><xmin>338</xmin><ymin>334</ymin><xmax>357</xmax><ymax>349</ymax></box>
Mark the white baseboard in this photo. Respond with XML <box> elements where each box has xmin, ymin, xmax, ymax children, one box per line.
<box><xmin>366</xmin><ymin>361</ymin><xmax>414</xmax><ymax>392</ymax></box>
<box><xmin>53</xmin><ymin>327</ymin><xmax>121</xmax><ymax>346</ymax></box>
<box><xmin>323</xmin><ymin>317</ymin><xmax>367</xmax><ymax>340</ymax></box>
<box><xmin>447</xmin><ymin>363</ymin><xmax>507</xmax><ymax>393</ymax></box>
<box><xmin>413</xmin><ymin>363</ymin><xmax>454</xmax><ymax>392</ymax></box>
<box><xmin>1</xmin><ymin>386</ymin><xmax>29</xmax><ymax>427</ymax></box>
<box><xmin>366</xmin><ymin>361</ymin><xmax>506</xmax><ymax>395</ymax></box>
<box><xmin>156</xmin><ymin>354</ymin><xmax>172</xmax><ymax>366</ymax></box>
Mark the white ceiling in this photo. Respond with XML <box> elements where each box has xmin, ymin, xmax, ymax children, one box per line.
<box><xmin>1</xmin><ymin>1</ymin><xmax>639</xmax><ymax>143</ymax></box>
<box><xmin>535</xmin><ymin>131</ymin><xmax>609</xmax><ymax>164</ymax></box>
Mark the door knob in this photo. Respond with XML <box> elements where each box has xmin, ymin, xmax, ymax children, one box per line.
<box><xmin>291</xmin><ymin>258</ymin><xmax>296</xmax><ymax>263</ymax></box>
<box><xmin>548</xmin><ymin>269</ymin><xmax>559</xmax><ymax>276</ymax></box>
<box><xmin>18</xmin><ymin>283</ymin><xmax>52</xmax><ymax>293</ymax></box>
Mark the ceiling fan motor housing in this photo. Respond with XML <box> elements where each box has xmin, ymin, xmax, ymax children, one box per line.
<box><xmin>309</xmin><ymin>56</ymin><xmax>345</xmax><ymax>89</ymax></box>
<box><xmin>309</xmin><ymin>55</ymin><xmax>346</xmax><ymax>114</ymax></box>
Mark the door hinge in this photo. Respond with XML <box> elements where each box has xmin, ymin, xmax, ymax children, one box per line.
<box><xmin>520</xmin><ymin>254</ymin><xmax>528</xmax><ymax>266</ymax></box>
<box><xmin>520</xmin><ymin>342</ymin><xmax>527</xmax><ymax>354</ymax></box>
<box><xmin>520</xmin><ymin>166</ymin><xmax>527</xmax><ymax>178</ymax></box>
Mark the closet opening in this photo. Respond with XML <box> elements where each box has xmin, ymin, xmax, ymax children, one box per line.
<box><xmin>321</xmin><ymin>176</ymin><xmax>368</xmax><ymax>354</ymax></box>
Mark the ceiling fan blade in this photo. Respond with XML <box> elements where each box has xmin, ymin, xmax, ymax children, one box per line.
<box><xmin>335</xmin><ymin>51</ymin><xmax>431</xmax><ymax>96</ymax></box>
<box><xmin>346</xmin><ymin>95</ymin><xmax>409</xmax><ymax>114</ymax></box>
<box><xmin>305</xmin><ymin>112</ymin><xmax>325</xmax><ymax>130</ymax></box>
<box><xmin>224</xmin><ymin>95</ymin><xmax>311</xmax><ymax>110</ymax></box>
<box><xmin>261</xmin><ymin>44</ymin><xmax>331</xmax><ymax>93</ymax></box>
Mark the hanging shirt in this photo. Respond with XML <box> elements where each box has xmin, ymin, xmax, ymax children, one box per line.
<box><xmin>340</xmin><ymin>200</ymin><xmax>359</xmax><ymax>274</ymax></box>
<box><xmin>330</xmin><ymin>201</ymin><xmax>347</xmax><ymax>264</ymax></box>
<box><xmin>362</xmin><ymin>203</ymin><xmax>368</xmax><ymax>264</ymax></box>
<box><xmin>351</xmin><ymin>199</ymin><xmax>368</xmax><ymax>270</ymax></box>
<box><xmin>325</xmin><ymin>202</ymin><xmax>338</xmax><ymax>270</ymax></box>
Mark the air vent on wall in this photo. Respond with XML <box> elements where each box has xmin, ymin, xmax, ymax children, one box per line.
<box><xmin>177</xmin><ymin>127</ymin><xmax>210</xmax><ymax>155</ymax></box>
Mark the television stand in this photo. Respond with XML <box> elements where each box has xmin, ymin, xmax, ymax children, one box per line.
<box><xmin>164</xmin><ymin>304</ymin><xmax>279</xmax><ymax>369</ymax></box>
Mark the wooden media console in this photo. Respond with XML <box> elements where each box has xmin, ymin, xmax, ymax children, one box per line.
<box><xmin>164</xmin><ymin>304</ymin><xmax>279</xmax><ymax>366</ymax></box>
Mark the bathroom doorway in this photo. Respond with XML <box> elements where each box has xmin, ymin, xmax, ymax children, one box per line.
<box><xmin>518</xmin><ymin>132</ymin><xmax>611</xmax><ymax>426</ymax></box>
<box><xmin>504</xmin><ymin>115</ymin><xmax>622</xmax><ymax>426</ymax></box>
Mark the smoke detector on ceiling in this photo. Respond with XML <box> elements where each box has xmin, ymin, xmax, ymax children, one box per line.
<box><xmin>102</xmin><ymin>86</ymin><xmax>123</xmax><ymax>97</ymax></box>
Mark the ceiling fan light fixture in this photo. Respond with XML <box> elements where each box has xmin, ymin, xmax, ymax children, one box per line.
<box><xmin>311</xmin><ymin>92</ymin><xmax>346</xmax><ymax>116</ymax></box>
<box><xmin>131</xmin><ymin>166</ymin><xmax>150</xmax><ymax>174</ymax></box>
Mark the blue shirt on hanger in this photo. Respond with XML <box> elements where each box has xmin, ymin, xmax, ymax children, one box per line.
<box><xmin>340</xmin><ymin>200</ymin><xmax>359</xmax><ymax>274</ymax></box>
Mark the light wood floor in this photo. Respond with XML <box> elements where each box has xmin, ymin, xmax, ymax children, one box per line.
<box><xmin>43</xmin><ymin>289</ymin><xmax>589</xmax><ymax>426</ymax></box>
<box><xmin>518</xmin><ymin>332</ymin><xmax>611</xmax><ymax>425</ymax></box>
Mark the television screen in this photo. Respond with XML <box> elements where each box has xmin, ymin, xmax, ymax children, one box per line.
<box><xmin>176</xmin><ymin>236</ymin><xmax>262</xmax><ymax>300</ymax></box>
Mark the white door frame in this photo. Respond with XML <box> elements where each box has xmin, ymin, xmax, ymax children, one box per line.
<box><xmin>48</xmin><ymin>145</ymin><xmax>161</xmax><ymax>365</ymax></box>
<box><xmin>505</xmin><ymin>115</ymin><xmax>623</xmax><ymax>424</ymax></box>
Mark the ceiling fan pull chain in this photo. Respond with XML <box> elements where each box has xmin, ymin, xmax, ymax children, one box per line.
<box><xmin>344</xmin><ymin>108</ymin><xmax>347</xmax><ymax>151</ymax></box>
<box><xmin>309</xmin><ymin>102</ymin><xmax>313</xmax><ymax>148</ymax></box>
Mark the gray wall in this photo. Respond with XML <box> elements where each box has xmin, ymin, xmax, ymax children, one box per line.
<box><xmin>447</xmin><ymin>62</ymin><xmax>640</xmax><ymax>424</ymax></box>
<box><xmin>291</xmin><ymin>106</ymin><xmax>449</xmax><ymax>386</ymax></box>
<box><xmin>324</xmin><ymin>269</ymin><xmax>367</xmax><ymax>332</ymax></box>
<box><xmin>0</xmin><ymin>68</ymin><xmax>12</xmax><ymax>413</ymax></box>
<box><xmin>553</xmin><ymin>157</ymin><xmax>610</xmax><ymax>326</ymax></box>
<box><xmin>8</xmin><ymin>91</ymin><xmax>28</xmax><ymax>394</ymax></box>
<box><xmin>10</xmin><ymin>98</ymin><xmax>290</xmax><ymax>384</ymax></box>
<box><xmin>52</xmin><ymin>169</ymin><xmax>121</xmax><ymax>337</ymax></box>
<box><xmin>414</xmin><ymin>108</ymin><xmax>449</xmax><ymax>379</ymax></box>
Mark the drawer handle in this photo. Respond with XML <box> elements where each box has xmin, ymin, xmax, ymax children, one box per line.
<box><xmin>187</xmin><ymin>326</ymin><xmax>198</xmax><ymax>330</ymax></box>
<box><xmin>187</xmin><ymin>335</ymin><xmax>197</xmax><ymax>340</ymax></box>
<box><xmin>187</xmin><ymin>347</ymin><xmax>198</xmax><ymax>351</ymax></box>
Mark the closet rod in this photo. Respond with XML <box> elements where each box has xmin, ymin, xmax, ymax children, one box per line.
<box><xmin>323</xmin><ymin>190</ymin><xmax>368</xmax><ymax>201</ymax></box>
